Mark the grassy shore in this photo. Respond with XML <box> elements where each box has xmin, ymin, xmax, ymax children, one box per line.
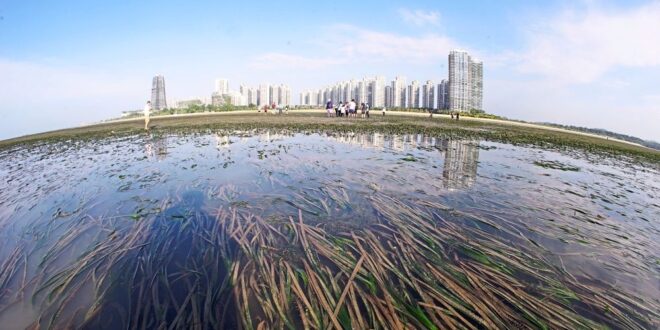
<box><xmin>1</xmin><ymin>111</ymin><xmax>658</xmax><ymax>162</ymax></box>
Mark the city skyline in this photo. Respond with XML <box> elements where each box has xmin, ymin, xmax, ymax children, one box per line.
<box><xmin>298</xmin><ymin>49</ymin><xmax>483</xmax><ymax>111</ymax></box>
<box><xmin>172</xmin><ymin>78</ymin><xmax>292</xmax><ymax>109</ymax></box>
<box><xmin>1</xmin><ymin>1</ymin><xmax>659</xmax><ymax>141</ymax></box>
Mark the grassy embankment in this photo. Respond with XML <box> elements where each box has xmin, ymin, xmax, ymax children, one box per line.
<box><xmin>1</xmin><ymin>112</ymin><xmax>658</xmax><ymax>163</ymax></box>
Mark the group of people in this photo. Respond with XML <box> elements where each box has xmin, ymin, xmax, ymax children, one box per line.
<box><xmin>325</xmin><ymin>99</ymin><xmax>376</xmax><ymax>118</ymax></box>
<box><xmin>259</xmin><ymin>103</ymin><xmax>289</xmax><ymax>114</ymax></box>
<box><xmin>142</xmin><ymin>97</ymin><xmax>458</xmax><ymax>131</ymax></box>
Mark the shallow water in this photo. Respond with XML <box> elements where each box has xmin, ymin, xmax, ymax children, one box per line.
<box><xmin>0</xmin><ymin>130</ymin><xmax>658</xmax><ymax>329</ymax></box>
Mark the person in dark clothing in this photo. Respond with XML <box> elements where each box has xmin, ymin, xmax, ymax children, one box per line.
<box><xmin>325</xmin><ymin>99</ymin><xmax>334</xmax><ymax>117</ymax></box>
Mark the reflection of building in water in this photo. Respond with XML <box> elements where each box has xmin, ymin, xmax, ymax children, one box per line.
<box><xmin>325</xmin><ymin>133</ymin><xmax>479</xmax><ymax>189</ymax></box>
<box><xmin>258</xmin><ymin>131</ymin><xmax>293</xmax><ymax>143</ymax></box>
<box><xmin>324</xmin><ymin>132</ymin><xmax>443</xmax><ymax>152</ymax></box>
<box><xmin>442</xmin><ymin>140</ymin><xmax>479</xmax><ymax>190</ymax></box>
<box><xmin>144</xmin><ymin>134</ymin><xmax>168</xmax><ymax>160</ymax></box>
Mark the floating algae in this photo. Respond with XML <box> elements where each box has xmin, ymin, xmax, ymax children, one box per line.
<box><xmin>0</xmin><ymin>130</ymin><xmax>658</xmax><ymax>329</ymax></box>
<box><xmin>533</xmin><ymin>160</ymin><xmax>580</xmax><ymax>171</ymax></box>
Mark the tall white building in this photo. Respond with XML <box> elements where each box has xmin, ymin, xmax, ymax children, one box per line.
<box><xmin>469</xmin><ymin>60</ymin><xmax>483</xmax><ymax>110</ymax></box>
<box><xmin>318</xmin><ymin>89</ymin><xmax>325</xmax><ymax>105</ymax></box>
<box><xmin>215</xmin><ymin>78</ymin><xmax>229</xmax><ymax>94</ymax></box>
<box><xmin>258</xmin><ymin>84</ymin><xmax>270</xmax><ymax>107</ymax></box>
<box><xmin>151</xmin><ymin>75</ymin><xmax>167</xmax><ymax>110</ymax></box>
<box><xmin>300</xmin><ymin>90</ymin><xmax>318</xmax><ymax>106</ymax></box>
<box><xmin>422</xmin><ymin>80</ymin><xmax>434</xmax><ymax>109</ymax></box>
<box><xmin>343</xmin><ymin>80</ymin><xmax>356</xmax><ymax>102</ymax></box>
<box><xmin>448</xmin><ymin>50</ymin><xmax>483</xmax><ymax>111</ymax></box>
<box><xmin>356</xmin><ymin>80</ymin><xmax>367</xmax><ymax>105</ymax></box>
<box><xmin>448</xmin><ymin>50</ymin><xmax>470</xmax><ymax>111</ymax></box>
<box><xmin>283</xmin><ymin>85</ymin><xmax>291</xmax><ymax>105</ymax></box>
<box><xmin>369</xmin><ymin>76</ymin><xmax>385</xmax><ymax>107</ymax></box>
<box><xmin>407</xmin><ymin>80</ymin><xmax>420</xmax><ymax>108</ymax></box>
<box><xmin>384</xmin><ymin>85</ymin><xmax>392</xmax><ymax>108</ymax></box>
<box><xmin>392</xmin><ymin>76</ymin><xmax>406</xmax><ymax>108</ymax></box>
<box><xmin>247</xmin><ymin>88</ymin><xmax>257</xmax><ymax>106</ymax></box>
<box><xmin>437</xmin><ymin>79</ymin><xmax>449</xmax><ymax>110</ymax></box>
<box><xmin>226</xmin><ymin>91</ymin><xmax>244</xmax><ymax>106</ymax></box>
<box><xmin>269</xmin><ymin>85</ymin><xmax>279</xmax><ymax>105</ymax></box>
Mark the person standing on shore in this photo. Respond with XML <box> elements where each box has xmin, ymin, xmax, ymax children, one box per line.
<box><xmin>325</xmin><ymin>99</ymin><xmax>333</xmax><ymax>117</ymax></box>
<box><xmin>382</xmin><ymin>106</ymin><xmax>386</xmax><ymax>116</ymax></box>
<box><xmin>144</xmin><ymin>101</ymin><xmax>152</xmax><ymax>130</ymax></box>
<box><xmin>349</xmin><ymin>99</ymin><xmax>357</xmax><ymax>118</ymax></box>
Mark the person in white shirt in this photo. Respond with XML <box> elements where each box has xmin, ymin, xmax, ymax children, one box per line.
<box><xmin>349</xmin><ymin>99</ymin><xmax>357</xmax><ymax>118</ymax></box>
<box><xmin>382</xmin><ymin>106</ymin><xmax>386</xmax><ymax>116</ymax></box>
<box><xmin>144</xmin><ymin>101</ymin><xmax>152</xmax><ymax>130</ymax></box>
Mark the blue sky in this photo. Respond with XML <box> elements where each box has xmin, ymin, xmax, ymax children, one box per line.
<box><xmin>1</xmin><ymin>0</ymin><xmax>659</xmax><ymax>141</ymax></box>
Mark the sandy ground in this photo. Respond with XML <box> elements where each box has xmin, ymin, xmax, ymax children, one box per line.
<box><xmin>105</xmin><ymin>109</ymin><xmax>643</xmax><ymax>148</ymax></box>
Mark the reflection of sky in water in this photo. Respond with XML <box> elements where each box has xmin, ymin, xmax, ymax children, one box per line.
<box><xmin>0</xmin><ymin>130</ymin><xmax>658</xmax><ymax>326</ymax></box>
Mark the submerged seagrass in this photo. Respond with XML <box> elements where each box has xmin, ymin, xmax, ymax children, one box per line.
<box><xmin>0</xmin><ymin>130</ymin><xmax>658</xmax><ymax>329</ymax></box>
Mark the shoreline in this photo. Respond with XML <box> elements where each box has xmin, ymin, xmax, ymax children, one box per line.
<box><xmin>13</xmin><ymin>109</ymin><xmax>648</xmax><ymax>148</ymax></box>
<box><xmin>1</xmin><ymin>110</ymin><xmax>657</xmax><ymax>162</ymax></box>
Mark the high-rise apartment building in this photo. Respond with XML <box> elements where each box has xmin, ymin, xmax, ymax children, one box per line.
<box><xmin>469</xmin><ymin>60</ymin><xmax>483</xmax><ymax>110</ymax></box>
<box><xmin>269</xmin><ymin>85</ymin><xmax>279</xmax><ymax>105</ymax></box>
<box><xmin>274</xmin><ymin>85</ymin><xmax>282</xmax><ymax>105</ymax></box>
<box><xmin>392</xmin><ymin>76</ymin><xmax>406</xmax><ymax>108</ymax></box>
<box><xmin>429</xmin><ymin>83</ymin><xmax>435</xmax><ymax>109</ymax></box>
<box><xmin>284</xmin><ymin>86</ymin><xmax>291</xmax><ymax>105</ymax></box>
<box><xmin>407</xmin><ymin>80</ymin><xmax>420</xmax><ymax>108</ymax></box>
<box><xmin>422</xmin><ymin>80</ymin><xmax>434</xmax><ymax>109</ymax></box>
<box><xmin>437</xmin><ymin>79</ymin><xmax>449</xmax><ymax>110</ymax></box>
<box><xmin>356</xmin><ymin>80</ymin><xmax>367</xmax><ymax>105</ymax></box>
<box><xmin>448</xmin><ymin>50</ymin><xmax>471</xmax><ymax>111</ymax></box>
<box><xmin>369</xmin><ymin>76</ymin><xmax>385</xmax><ymax>107</ymax></box>
<box><xmin>215</xmin><ymin>78</ymin><xmax>229</xmax><ymax>94</ymax></box>
<box><xmin>384</xmin><ymin>85</ymin><xmax>392</xmax><ymax>108</ymax></box>
<box><xmin>151</xmin><ymin>75</ymin><xmax>167</xmax><ymax>110</ymax></box>
<box><xmin>226</xmin><ymin>91</ymin><xmax>243</xmax><ymax>106</ymax></box>
<box><xmin>258</xmin><ymin>84</ymin><xmax>269</xmax><ymax>106</ymax></box>
<box><xmin>448</xmin><ymin>50</ymin><xmax>483</xmax><ymax>111</ymax></box>
<box><xmin>247</xmin><ymin>88</ymin><xmax>257</xmax><ymax>106</ymax></box>
<box><xmin>319</xmin><ymin>89</ymin><xmax>325</xmax><ymax>105</ymax></box>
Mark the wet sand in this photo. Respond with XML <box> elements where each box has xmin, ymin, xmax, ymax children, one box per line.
<box><xmin>0</xmin><ymin>111</ymin><xmax>657</xmax><ymax>162</ymax></box>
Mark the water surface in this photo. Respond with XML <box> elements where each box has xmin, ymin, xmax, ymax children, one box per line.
<box><xmin>0</xmin><ymin>130</ymin><xmax>658</xmax><ymax>329</ymax></box>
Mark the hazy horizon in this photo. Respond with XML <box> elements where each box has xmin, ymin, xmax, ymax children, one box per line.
<box><xmin>1</xmin><ymin>0</ymin><xmax>659</xmax><ymax>141</ymax></box>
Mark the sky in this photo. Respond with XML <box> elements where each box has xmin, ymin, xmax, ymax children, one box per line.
<box><xmin>1</xmin><ymin>0</ymin><xmax>659</xmax><ymax>141</ymax></box>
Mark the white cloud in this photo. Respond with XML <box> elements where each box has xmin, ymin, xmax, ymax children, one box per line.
<box><xmin>398</xmin><ymin>8</ymin><xmax>440</xmax><ymax>27</ymax></box>
<box><xmin>249</xmin><ymin>24</ymin><xmax>463</xmax><ymax>71</ymax></box>
<box><xmin>331</xmin><ymin>25</ymin><xmax>459</xmax><ymax>61</ymax></box>
<box><xmin>516</xmin><ymin>2</ymin><xmax>660</xmax><ymax>83</ymax></box>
